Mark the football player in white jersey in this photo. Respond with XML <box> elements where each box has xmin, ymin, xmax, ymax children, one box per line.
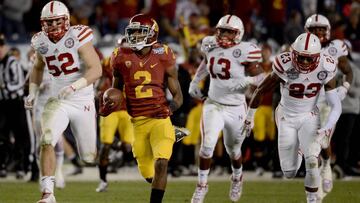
<box><xmin>188</xmin><ymin>14</ymin><xmax>263</xmax><ymax>203</ymax></box>
<box><xmin>24</xmin><ymin>1</ymin><xmax>102</xmax><ymax>203</ymax></box>
<box><xmin>242</xmin><ymin>33</ymin><xmax>342</xmax><ymax>203</ymax></box>
<box><xmin>304</xmin><ymin>14</ymin><xmax>353</xmax><ymax>196</ymax></box>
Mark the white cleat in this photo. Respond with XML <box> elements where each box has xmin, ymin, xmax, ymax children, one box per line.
<box><xmin>316</xmin><ymin>176</ymin><xmax>324</xmax><ymax>203</ymax></box>
<box><xmin>191</xmin><ymin>183</ymin><xmax>208</xmax><ymax>203</ymax></box>
<box><xmin>55</xmin><ymin>170</ymin><xmax>65</xmax><ymax>189</ymax></box>
<box><xmin>320</xmin><ymin>163</ymin><xmax>333</xmax><ymax>195</ymax></box>
<box><xmin>229</xmin><ymin>175</ymin><xmax>243</xmax><ymax>202</ymax></box>
<box><xmin>37</xmin><ymin>193</ymin><xmax>56</xmax><ymax>203</ymax></box>
<box><xmin>96</xmin><ymin>180</ymin><xmax>108</xmax><ymax>192</ymax></box>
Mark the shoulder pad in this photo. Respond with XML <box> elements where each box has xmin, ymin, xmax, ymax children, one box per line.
<box><xmin>321</xmin><ymin>53</ymin><xmax>337</xmax><ymax>73</ymax></box>
<box><xmin>201</xmin><ymin>36</ymin><xmax>218</xmax><ymax>53</ymax></box>
<box><xmin>70</xmin><ymin>25</ymin><xmax>93</xmax><ymax>43</ymax></box>
<box><xmin>272</xmin><ymin>52</ymin><xmax>292</xmax><ymax>74</ymax></box>
<box><xmin>242</xmin><ymin>42</ymin><xmax>261</xmax><ymax>62</ymax></box>
<box><xmin>327</xmin><ymin>39</ymin><xmax>348</xmax><ymax>58</ymax></box>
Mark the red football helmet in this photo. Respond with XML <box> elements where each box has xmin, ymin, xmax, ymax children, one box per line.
<box><xmin>125</xmin><ymin>14</ymin><xmax>159</xmax><ymax>50</ymax></box>
<box><xmin>215</xmin><ymin>15</ymin><xmax>244</xmax><ymax>48</ymax></box>
<box><xmin>40</xmin><ymin>1</ymin><xmax>70</xmax><ymax>42</ymax></box>
<box><xmin>291</xmin><ymin>33</ymin><xmax>321</xmax><ymax>73</ymax></box>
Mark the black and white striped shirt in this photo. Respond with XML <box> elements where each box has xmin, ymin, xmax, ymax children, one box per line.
<box><xmin>0</xmin><ymin>54</ymin><xmax>25</xmax><ymax>100</ymax></box>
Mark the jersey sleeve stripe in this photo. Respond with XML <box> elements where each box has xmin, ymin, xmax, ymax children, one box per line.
<box><xmin>247</xmin><ymin>56</ymin><xmax>261</xmax><ymax>59</ymax></box>
<box><xmin>248</xmin><ymin>50</ymin><xmax>261</xmax><ymax>54</ymax></box>
<box><xmin>77</xmin><ymin>27</ymin><xmax>90</xmax><ymax>38</ymax></box>
<box><xmin>79</xmin><ymin>31</ymin><xmax>93</xmax><ymax>42</ymax></box>
<box><xmin>274</xmin><ymin>57</ymin><xmax>284</xmax><ymax>73</ymax></box>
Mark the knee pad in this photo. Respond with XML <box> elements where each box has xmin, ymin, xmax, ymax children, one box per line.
<box><xmin>225</xmin><ymin>145</ymin><xmax>241</xmax><ymax>160</ymax></box>
<box><xmin>283</xmin><ymin>170</ymin><xmax>297</xmax><ymax>179</ymax></box>
<box><xmin>199</xmin><ymin>146</ymin><xmax>214</xmax><ymax>159</ymax></box>
<box><xmin>305</xmin><ymin>156</ymin><xmax>320</xmax><ymax>188</ymax></box>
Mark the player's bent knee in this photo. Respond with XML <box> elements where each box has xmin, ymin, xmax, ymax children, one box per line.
<box><xmin>283</xmin><ymin>170</ymin><xmax>297</xmax><ymax>179</ymax></box>
<box><xmin>305</xmin><ymin>156</ymin><xmax>318</xmax><ymax>169</ymax></box>
<box><xmin>199</xmin><ymin>147</ymin><xmax>213</xmax><ymax>159</ymax></box>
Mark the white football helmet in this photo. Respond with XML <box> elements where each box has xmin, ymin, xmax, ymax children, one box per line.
<box><xmin>304</xmin><ymin>14</ymin><xmax>331</xmax><ymax>43</ymax></box>
<box><xmin>41</xmin><ymin>1</ymin><xmax>70</xmax><ymax>42</ymax></box>
<box><xmin>291</xmin><ymin>33</ymin><xmax>321</xmax><ymax>73</ymax></box>
<box><xmin>215</xmin><ymin>15</ymin><xmax>244</xmax><ymax>48</ymax></box>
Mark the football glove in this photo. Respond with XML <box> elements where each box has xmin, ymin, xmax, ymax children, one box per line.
<box><xmin>316</xmin><ymin>127</ymin><xmax>333</xmax><ymax>149</ymax></box>
<box><xmin>189</xmin><ymin>81</ymin><xmax>204</xmax><ymax>99</ymax></box>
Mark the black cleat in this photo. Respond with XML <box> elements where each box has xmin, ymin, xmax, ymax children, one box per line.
<box><xmin>174</xmin><ymin>126</ymin><xmax>190</xmax><ymax>142</ymax></box>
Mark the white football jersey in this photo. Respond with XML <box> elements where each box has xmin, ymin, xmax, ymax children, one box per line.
<box><xmin>318</xmin><ymin>39</ymin><xmax>348</xmax><ymax>103</ymax></box>
<box><xmin>31</xmin><ymin>25</ymin><xmax>94</xmax><ymax>100</ymax></box>
<box><xmin>201</xmin><ymin>36</ymin><xmax>261</xmax><ymax>105</ymax></box>
<box><xmin>322</xmin><ymin>39</ymin><xmax>348</xmax><ymax>59</ymax></box>
<box><xmin>272</xmin><ymin>51</ymin><xmax>337</xmax><ymax>116</ymax></box>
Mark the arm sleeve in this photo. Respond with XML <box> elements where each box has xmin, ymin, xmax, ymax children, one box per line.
<box><xmin>323</xmin><ymin>88</ymin><xmax>342</xmax><ymax>129</ymax></box>
<box><xmin>191</xmin><ymin>59</ymin><xmax>208</xmax><ymax>84</ymax></box>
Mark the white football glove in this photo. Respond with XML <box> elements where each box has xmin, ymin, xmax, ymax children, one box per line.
<box><xmin>316</xmin><ymin>127</ymin><xmax>333</xmax><ymax>149</ymax></box>
<box><xmin>58</xmin><ymin>85</ymin><xmax>76</xmax><ymax>99</ymax></box>
<box><xmin>189</xmin><ymin>81</ymin><xmax>203</xmax><ymax>99</ymax></box>
<box><xmin>336</xmin><ymin>86</ymin><xmax>348</xmax><ymax>101</ymax></box>
<box><xmin>240</xmin><ymin>108</ymin><xmax>256</xmax><ymax>138</ymax></box>
<box><xmin>229</xmin><ymin>77</ymin><xmax>252</xmax><ymax>92</ymax></box>
<box><xmin>24</xmin><ymin>94</ymin><xmax>36</xmax><ymax>110</ymax></box>
<box><xmin>240</xmin><ymin>118</ymin><xmax>254</xmax><ymax>138</ymax></box>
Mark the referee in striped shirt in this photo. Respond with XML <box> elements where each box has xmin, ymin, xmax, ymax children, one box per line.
<box><xmin>0</xmin><ymin>33</ymin><xmax>30</xmax><ymax>179</ymax></box>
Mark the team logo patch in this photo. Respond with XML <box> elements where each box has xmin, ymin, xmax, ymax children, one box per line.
<box><xmin>328</xmin><ymin>47</ymin><xmax>337</xmax><ymax>56</ymax></box>
<box><xmin>38</xmin><ymin>45</ymin><xmax>48</xmax><ymax>54</ymax></box>
<box><xmin>153</xmin><ymin>47</ymin><xmax>165</xmax><ymax>54</ymax></box>
<box><xmin>317</xmin><ymin>71</ymin><xmax>328</xmax><ymax>80</ymax></box>
<box><xmin>286</xmin><ymin>68</ymin><xmax>299</xmax><ymax>80</ymax></box>
<box><xmin>232</xmin><ymin>49</ymin><xmax>241</xmax><ymax>58</ymax></box>
<box><xmin>125</xmin><ymin>61</ymin><xmax>131</xmax><ymax>68</ymax></box>
<box><xmin>65</xmin><ymin>38</ymin><xmax>75</xmax><ymax>48</ymax></box>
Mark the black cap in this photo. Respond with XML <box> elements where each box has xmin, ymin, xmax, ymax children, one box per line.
<box><xmin>0</xmin><ymin>33</ymin><xmax>5</xmax><ymax>45</ymax></box>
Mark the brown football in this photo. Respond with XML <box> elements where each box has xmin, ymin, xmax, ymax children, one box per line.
<box><xmin>103</xmin><ymin>88</ymin><xmax>123</xmax><ymax>107</ymax></box>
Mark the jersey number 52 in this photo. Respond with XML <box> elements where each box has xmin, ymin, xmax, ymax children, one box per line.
<box><xmin>45</xmin><ymin>53</ymin><xmax>79</xmax><ymax>77</ymax></box>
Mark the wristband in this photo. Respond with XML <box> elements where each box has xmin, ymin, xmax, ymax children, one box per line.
<box><xmin>169</xmin><ymin>100</ymin><xmax>178</xmax><ymax>113</ymax></box>
<box><xmin>342</xmin><ymin>81</ymin><xmax>350</xmax><ymax>90</ymax></box>
<box><xmin>71</xmin><ymin>77</ymin><xmax>88</xmax><ymax>91</ymax></box>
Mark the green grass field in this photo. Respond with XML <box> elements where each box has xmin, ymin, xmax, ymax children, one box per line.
<box><xmin>0</xmin><ymin>180</ymin><xmax>359</xmax><ymax>203</ymax></box>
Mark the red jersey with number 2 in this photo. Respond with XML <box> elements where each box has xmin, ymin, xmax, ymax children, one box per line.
<box><xmin>111</xmin><ymin>43</ymin><xmax>176</xmax><ymax>118</ymax></box>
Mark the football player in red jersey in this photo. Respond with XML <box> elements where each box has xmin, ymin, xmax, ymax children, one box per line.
<box><xmin>104</xmin><ymin>14</ymin><xmax>183</xmax><ymax>203</ymax></box>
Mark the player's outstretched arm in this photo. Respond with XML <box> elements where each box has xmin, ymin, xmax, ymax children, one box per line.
<box><xmin>167</xmin><ymin>65</ymin><xmax>183</xmax><ymax>113</ymax></box>
<box><xmin>25</xmin><ymin>52</ymin><xmax>45</xmax><ymax>109</ymax></box>
<box><xmin>241</xmin><ymin>73</ymin><xmax>281</xmax><ymax>137</ymax></box>
<box><xmin>317</xmin><ymin>77</ymin><xmax>342</xmax><ymax>148</ymax></box>
<box><xmin>189</xmin><ymin>59</ymin><xmax>208</xmax><ymax>99</ymax></box>
<box><xmin>337</xmin><ymin>56</ymin><xmax>353</xmax><ymax>100</ymax></box>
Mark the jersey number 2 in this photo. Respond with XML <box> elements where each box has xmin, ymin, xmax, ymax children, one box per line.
<box><xmin>45</xmin><ymin>53</ymin><xmax>79</xmax><ymax>77</ymax></box>
<box><xmin>134</xmin><ymin>71</ymin><xmax>153</xmax><ymax>98</ymax></box>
